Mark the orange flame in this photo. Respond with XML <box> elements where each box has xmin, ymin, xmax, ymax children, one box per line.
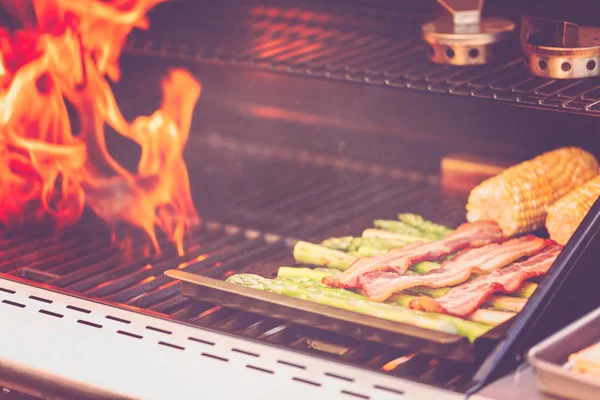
<box><xmin>0</xmin><ymin>0</ymin><xmax>200</xmax><ymax>254</ymax></box>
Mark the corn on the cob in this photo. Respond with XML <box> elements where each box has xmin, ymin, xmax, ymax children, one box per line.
<box><xmin>546</xmin><ymin>175</ymin><xmax>600</xmax><ymax>245</ymax></box>
<box><xmin>466</xmin><ymin>147</ymin><xmax>599</xmax><ymax>236</ymax></box>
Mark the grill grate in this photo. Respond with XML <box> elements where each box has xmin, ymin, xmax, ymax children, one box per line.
<box><xmin>123</xmin><ymin>1</ymin><xmax>600</xmax><ymax>115</ymax></box>
<box><xmin>0</xmin><ymin>132</ymin><xmax>474</xmax><ymax>393</ymax></box>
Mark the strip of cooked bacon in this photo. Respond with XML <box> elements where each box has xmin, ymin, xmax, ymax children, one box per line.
<box><xmin>359</xmin><ymin>235</ymin><xmax>548</xmax><ymax>302</ymax></box>
<box><xmin>409</xmin><ymin>243</ymin><xmax>562</xmax><ymax>317</ymax></box>
<box><xmin>322</xmin><ymin>220</ymin><xmax>504</xmax><ymax>289</ymax></box>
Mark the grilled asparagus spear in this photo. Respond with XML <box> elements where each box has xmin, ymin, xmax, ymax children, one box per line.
<box><xmin>275</xmin><ymin>271</ymin><xmax>514</xmax><ymax>325</ymax></box>
<box><xmin>320</xmin><ymin>236</ymin><xmax>360</xmax><ymax>252</ymax></box>
<box><xmin>373</xmin><ymin>214</ymin><xmax>453</xmax><ymax>240</ymax></box>
<box><xmin>293</xmin><ymin>241</ymin><xmax>357</xmax><ymax>270</ymax></box>
<box><xmin>292</xmin><ymin>241</ymin><xmax>539</xmax><ymax>301</ymax></box>
<box><xmin>322</xmin><ymin>215</ymin><xmax>451</xmax><ymax>256</ymax></box>
<box><xmin>407</xmin><ymin>282</ymin><xmax>536</xmax><ymax>304</ymax></box>
<box><xmin>361</xmin><ymin>228</ymin><xmax>427</xmax><ymax>242</ymax></box>
<box><xmin>227</xmin><ymin>273</ymin><xmax>493</xmax><ymax>342</ymax></box>
<box><xmin>373</xmin><ymin>220</ymin><xmax>424</xmax><ymax>238</ymax></box>
<box><xmin>397</xmin><ymin>213</ymin><xmax>454</xmax><ymax>238</ymax></box>
<box><xmin>321</xmin><ymin>236</ymin><xmax>410</xmax><ymax>254</ymax></box>
<box><xmin>293</xmin><ymin>242</ymin><xmax>438</xmax><ymax>273</ymax></box>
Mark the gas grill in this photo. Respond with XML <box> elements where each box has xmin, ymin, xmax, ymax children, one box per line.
<box><xmin>2</xmin><ymin>0</ymin><xmax>600</xmax><ymax>399</ymax></box>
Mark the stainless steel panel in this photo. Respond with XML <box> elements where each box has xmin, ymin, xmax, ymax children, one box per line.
<box><xmin>0</xmin><ymin>277</ymin><xmax>466</xmax><ymax>400</ymax></box>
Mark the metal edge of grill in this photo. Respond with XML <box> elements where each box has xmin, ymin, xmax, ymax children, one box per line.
<box><xmin>0</xmin><ymin>276</ymin><xmax>466</xmax><ymax>400</ymax></box>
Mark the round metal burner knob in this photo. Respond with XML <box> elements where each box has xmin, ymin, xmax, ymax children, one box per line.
<box><xmin>422</xmin><ymin>17</ymin><xmax>516</xmax><ymax>66</ymax></box>
<box><xmin>521</xmin><ymin>17</ymin><xmax>600</xmax><ymax>79</ymax></box>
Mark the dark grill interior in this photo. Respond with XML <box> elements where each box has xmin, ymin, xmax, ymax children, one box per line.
<box><xmin>124</xmin><ymin>0</ymin><xmax>600</xmax><ymax>115</ymax></box>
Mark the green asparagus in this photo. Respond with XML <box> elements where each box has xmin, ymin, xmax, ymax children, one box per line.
<box><xmin>278</xmin><ymin>267</ymin><xmax>331</xmax><ymax>281</ymax></box>
<box><xmin>315</xmin><ymin>267</ymin><xmax>342</xmax><ymax>274</ymax></box>
<box><xmin>410</xmin><ymin>262</ymin><xmax>440</xmax><ymax>274</ymax></box>
<box><xmin>322</xmin><ymin>215</ymin><xmax>452</xmax><ymax>257</ymax></box>
<box><xmin>512</xmin><ymin>281</ymin><xmax>538</xmax><ymax>298</ymax></box>
<box><xmin>408</xmin><ymin>281</ymin><xmax>537</xmax><ymax>301</ymax></box>
<box><xmin>362</xmin><ymin>228</ymin><xmax>429</xmax><ymax>242</ymax></box>
<box><xmin>384</xmin><ymin>291</ymin><xmax>514</xmax><ymax>325</ymax></box>
<box><xmin>487</xmin><ymin>295</ymin><xmax>527</xmax><ymax>312</ymax></box>
<box><xmin>278</xmin><ymin>266</ymin><xmax>528</xmax><ymax>313</ymax></box>
<box><xmin>373</xmin><ymin>215</ymin><xmax>453</xmax><ymax>241</ymax></box>
<box><xmin>373</xmin><ymin>220</ymin><xmax>424</xmax><ymax>238</ymax></box>
<box><xmin>293</xmin><ymin>242</ymin><xmax>444</xmax><ymax>274</ymax></box>
<box><xmin>321</xmin><ymin>236</ymin><xmax>410</xmax><ymax>256</ymax></box>
<box><xmin>320</xmin><ymin>236</ymin><xmax>361</xmax><ymax>252</ymax></box>
<box><xmin>293</xmin><ymin>241</ymin><xmax>357</xmax><ymax>270</ymax></box>
<box><xmin>227</xmin><ymin>274</ymin><xmax>493</xmax><ymax>342</ymax></box>
<box><xmin>398</xmin><ymin>213</ymin><xmax>454</xmax><ymax>238</ymax></box>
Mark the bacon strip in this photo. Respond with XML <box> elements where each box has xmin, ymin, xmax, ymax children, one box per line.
<box><xmin>410</xmin><ymin>243</ymin><xmax>562</xmax><ymax>317</ymax></box>
<box><xmin>322</xmin><ymin>221</ymin><xmax>504</xmax><ymax>289</ymax></box>
<box><xmin>359</xmin><ymin>235</ymin><xmax>548</xmax><ymax>302</ymax></box>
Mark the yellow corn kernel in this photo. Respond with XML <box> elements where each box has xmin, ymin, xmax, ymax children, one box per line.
<box><xmin>546</xmin><ymin>175</ymin><xmax>600</xmax><ymax>245</ymax></box>
<box><xmin>466</xmin><ymin>147</ymin><xmax>599</xmax><ymax>237</ymax></box>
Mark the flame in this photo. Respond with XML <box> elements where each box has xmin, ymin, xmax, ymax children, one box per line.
<box><xmin>0</xmin><ymin>0</ymin><xmax>200</xmax><ymax>254</ymax></box>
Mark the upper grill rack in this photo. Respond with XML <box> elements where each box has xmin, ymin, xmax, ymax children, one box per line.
<box><xmin>124</xmin><ymin>1</ymin><xmax>600</xmax><ymax>115</ymax></box>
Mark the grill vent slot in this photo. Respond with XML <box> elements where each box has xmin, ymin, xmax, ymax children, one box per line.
<box><xmin>117</xmin><ymin>330</ymin><xmax>143</xmax><ymax>339</ymax></box>
<box><xmin>246</xmin><ymin>365</ymin><xmax>274</xmax><ymax>374</ymax></box>
<box><xmin>201</xmin><ymin>353</ymin><xmax>229</xmax><ymax>362</ymax></box>
<box><xmin>292</xmin><ymin>377</ymin><xmax>321</xmax><ymax>387</ymax></box>
<box><xmin>67</xmin><ymin>305</ymin><xmax>91</xmax><ymax>314</ymax></box>
<box><xmin>39</xmin><ymin>309</ymin><xmax>63</xmax><ymax>318</ymax></box>
<box><xmin>232</xmin><ymin>348</ymin><xmax>259</xmax><ymax>357</ymax></box>
<box><xmin>277</xmin><ymin>360</ymin><xmax>306</xmax><ymax>370</ymax></box>
<box><xmin>106</xmin><ymin>315</ymin><xmax>131</xmax><ymax>324</ymax></box>
<box><xmin>188</xmin><ymin>336</ymin><xmax>214</xmax><ymax>346</ymax></box>
<box><xmin>373</xmin><ymin>385</ymin><xmax>405</xmax><ymax>395</ymax></box>
<box><xmin>2</xmin><ymin>299</ymin><xmax>25</xmax><ymax>308</ymax></box>
<box><xmin>325</xmin><ymin>372</ymin><xmax>355</xmax><ymax>382</ymax></box>
<box><xmin>0</xmin><ymin>287</ymin><xmax>16</xmax><ymax>294</ymax></box>
<box><xmin>77</xmin><ymin>319</ymin><xmax>102</xmax><ymax>329</ymax></box>
<box><xmin>158</xmin><ymin>341</ymin><xmax>185</xmax><ymax>350</ymax></box>
<box><xmin>341</xmin><ymin>390</ymin><xmax>370</xmax><ymax>399</ymax></box>
<box><xmin>145</xmin><ymin>326</ymin><xmax>172</xmax><ymax>335</ymax></box>
<box><xmin>29</xmin><ymin>295</ymin><xmax>52</xmax><ymax>304</ymax></box>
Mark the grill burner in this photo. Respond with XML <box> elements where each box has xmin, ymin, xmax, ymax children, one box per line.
<box><xmin>422</xmin><ymin>0</ymin><xmax>515</xmax><ymax>66</ymax></box>
<box><xmin>521</xmin><ymin>16</ymin><xmax>600</xmax><ymax>79</ymax></box>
